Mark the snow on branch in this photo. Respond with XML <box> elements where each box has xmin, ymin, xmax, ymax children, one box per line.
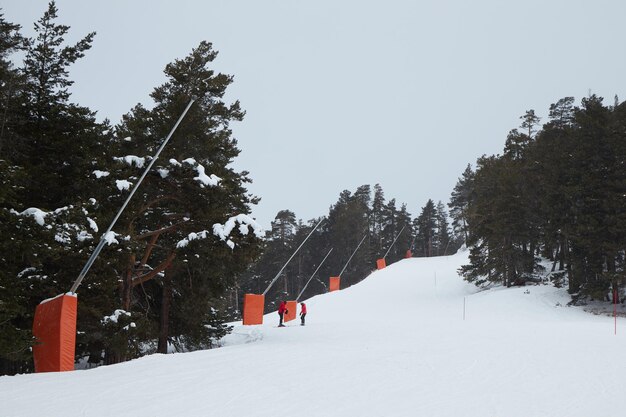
<box><xmin>182</xmin><ymin>158</ymin><xmax>221</xmax><ymax>188</ymax></box>
<box><xmin>176</xmin><ymin>215</ymin><xmax>264</xmax><ymax>250</ymax></box>
<box><xmin>16</xmin><ymin>207</ymin><xmax>49</xmax><ymax>226</ymax></box>
<box><xmin>99</xmin><ymin>231</ymin><xmax>130</xmax><ymax>246</ymax></box>
<box><xmin>92</xmin><ymin>170</ymin><xmax>110</xmax><ymax>178</ymax></box>
<box><xmin>176</xmin><ymin>230</ymin><xmax>210</xmax><ymax>248</ymax></box>
<box><xmin>213</xmin><ymin>214</ymin><xmax>264</xmax><ymax>248</ymax></box>
<box><xmin>116</xmin><ymin>179</ymin><xmax>133</xmax><ymax>191</ymax></box>
<box><xmin>113</xmin><ymin>155</ymin><xmax>146</xmax><ymax>168</ymax></box>
<box><xmin>10</xmin><ymin>204</ymin><xmax>107</xmax><ymax>247</ymax></box>
<box><xmin>102</xmin><ymin>309</ymin><xmax>131</xmax><ymax>324</ymax></box>
<box><xmin>194</xmin><ymin>165</ymin><xmax>221</xmax><ymax>187</ymax></box>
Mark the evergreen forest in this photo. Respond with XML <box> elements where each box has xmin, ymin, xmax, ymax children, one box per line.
<box><xmin>455</xmin><ymin>100</ymin><xmax>626</xmax><ymax>302</ymax></box>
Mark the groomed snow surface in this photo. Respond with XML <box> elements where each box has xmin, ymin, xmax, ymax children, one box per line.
<box><xmin>2</xmin><ymin>250</ymin><xmax>625</xmax><ymax>417</ymax></box>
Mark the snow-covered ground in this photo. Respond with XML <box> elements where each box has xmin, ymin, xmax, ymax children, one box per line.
<box><xmin>2</xmin><ymin>250</ymin><xmax>625</xmax><ymax>417</ymax></box>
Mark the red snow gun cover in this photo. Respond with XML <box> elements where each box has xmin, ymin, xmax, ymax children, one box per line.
<box><xmin>32</xmin><ymin>293</ymin><xmax>77</xmax><ymax>372</ymax></box>
<box><xmin>242</xmin><ymin>293</ymin><xmax>265</xmax><ymax>325</ymax></box>
<box><xmin>285</xmin><ymin>301</ymin><xmax>297</xmax><ymax>322</ymax></box>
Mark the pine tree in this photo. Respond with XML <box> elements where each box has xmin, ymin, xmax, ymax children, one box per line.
<box><xmin>0</xmin><ymin>4</ymin><xmax>109</xmax><ymax>374</ymax></box>
<box><xmin>519</xmin><ymin>109</ymin><xmax>541</xmax><ymax>139</ymax></box>
<box><xmin>371</xmin><ymin>183</ymin><xmax>385</xmax><ymax>255</ymax></box>
<box><xmin>0</xmin><ymin>11</ymin><xmax>25</xmax><ymax>159</ymax></box>
<box><xmin>414</xmin><ymin>199</ymin><xmax>437</xmax><ymax>257</ymax></box>
<box><xmin>327</xmin><ymin>187</ymin><xmax>370</xmax><ymax>287</ymax></box>
<box><xmin>82</xmin><ymin>41</ymin><xmax>263</xmax><ymax>360</ymax></box>
<box><xmin>18</xmin><ymin>1</ymin><xmax>97</xmax><ymax>208</ymax></box>
<box><xmin>448</xmin><ymin>164</ymin><xmax>474</xmax><ymax>243</ymax></box>
<box><xmin>435</xmin><ymin>201</ymin><xmax>451</xmax><ymax>256</ymax></box>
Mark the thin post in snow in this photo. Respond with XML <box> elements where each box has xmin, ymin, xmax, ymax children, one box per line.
<box><xmin>614</xmin><ymin>288</ymin><xmax>617</xmax><ymax>335</ymax></box>
<box><xmin>70</xmin><ymin>99</ymin><xmax>196</xmax><ymax>294</ymax></box>
<box><xmin>263</xmin><ymin>219</ymin><xmax>324</xmax><ymax>296</ymax></box>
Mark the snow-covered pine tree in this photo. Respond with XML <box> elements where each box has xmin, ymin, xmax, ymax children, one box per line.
<box><xmin>0</xmin><ymin>3</ymin><xmax>113</xmax><ymax>374</ymax></box>
<box><xmin>87</xmin><ymin>41</ymin><xmax>263</xmax><ymax>360</ymax></box>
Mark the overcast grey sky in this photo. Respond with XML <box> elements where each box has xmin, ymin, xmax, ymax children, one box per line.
<box><xmin>4</xmin><ymin>1</ymin><xmax>626</xmax><ymax>228</ymax></box>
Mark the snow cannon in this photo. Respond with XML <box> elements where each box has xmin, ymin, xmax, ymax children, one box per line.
<box><xmin>244</xmin><ymin>219</ymin><xmax>324</xmax><ymax>326</ymax></box>
<box><xmin>32</xmin><ymin>293</ymin><xmax>77</xmax><ymax>372</ymax></box>
<box><xmin>284</xmin><ymin>301</ymin><xmax>297</xmax><ymax>322</ymax></box>
<box><xmin>31</xmin><ymin>101</ymin><xmax>196</xmax><ymax>372</ymax></box>
<box><xmin>376</xmin><ymin>258</ymin><xmax>387</xmax><ymax>269</ymax></box>
<box><xmin>328</xmin><ymin>234</ymin><xmax>367</xmax><ymax>293</ymax></box>
<box><xmin>242</xmin><ymin>294</ymin><xmax>265</xmax><ymax>325</ymax></box>
<box><xmin>377</xmin><ymin>226</ymin><xmax>406</xmax><ymax>270</ymax></box>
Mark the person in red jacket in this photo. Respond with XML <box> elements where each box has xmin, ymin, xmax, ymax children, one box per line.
<box><xmin>278</xmin><ymin>301</ymin><xmax>288</xmax><ymax>327</ymax></box>
<box><xmin>300</xmin><ymin>302</ymin><xmax>307</xmax><ymax>326</ymax></box>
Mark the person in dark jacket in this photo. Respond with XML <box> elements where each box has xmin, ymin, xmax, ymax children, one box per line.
<box><xmin>300</xmin><ymin>302</ymin><xmax>307</xmax><ymax>326</ymax></box>
<box><xmin>278</xmin><ymin>301</ymin><xmax>288</xmax><ymax>327</ymax></box>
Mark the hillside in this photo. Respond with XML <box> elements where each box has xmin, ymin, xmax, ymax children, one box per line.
<box><xmin>1</xmin><ymin>250</ymin><xmax>624</xmax><ymax>417</ymax></box>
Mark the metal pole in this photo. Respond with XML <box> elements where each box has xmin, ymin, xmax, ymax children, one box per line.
<box><xmin>315</xmin><ymin>276</ymin><xmax>328</xmax><ymax>290</ymax></box>
<box><xmin>296</xmin><ymin>248</ymin><xmax>333</xmax><ymax>301</ymax></box>
<box><xmin>262</xmin><ymin>219</ymin><xmax>324</xmax><ymax>296</ymax></box>
<box><xmin>409</xmin><ymin>230</ymin><xmax>417</xmax><ymax>251</ymax></box>
<box><xmin>70</xmin><ymin>99</ymin><xmax>196</xmax><ymax>293</ymax></box>
<box><xmin>338</xmin><ymin>234</ymin><xmax>367</xmax><ymax>277</ymax></box>
<box><xmin>614</xmin><ymin>288</ymin><xmax>617</xmax><ymax>335</ymax></box>
<box><xmin>383</xmin><ymin>225</ymin><xmax>406</xmax><ymax>259</ymax></box>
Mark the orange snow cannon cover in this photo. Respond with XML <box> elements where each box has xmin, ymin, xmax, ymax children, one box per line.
<box><xmin>284</xmin><ymin>301</ymin><xmax>297</xmax><ymax>322</ymax></box>
<box><xmin>329</xmin><ymin>276</ymin><xmax>340</xmax><ymax>292</ymax></box>
<box><xmin>376</xmin><ymin>258</ymin><xmax>387</xmax><ymax>270</ymax></box>
<box><xmin>405</xmin><ymin>250</ymin><xmax>413</xmax><ymax>258</ymax></box>
<box><xmin>32</xmin><ymin>293</ymin><xmax>77</xmax><ymax>373</ymax></box>
<box><xmin>242</xmin><ymin>293</ymin><xmax>265</xmax><ymax>325</ymax></box>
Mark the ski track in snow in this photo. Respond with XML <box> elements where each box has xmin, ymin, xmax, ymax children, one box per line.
<box><xmin>1</xmin><ymin>250</ymin><xmax>625</xmax><ymax>417</ymax></box>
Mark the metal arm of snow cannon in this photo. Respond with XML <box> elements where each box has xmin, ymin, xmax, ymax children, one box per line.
<box><xmin>296</xmin><ymin>247</ymin><xmax>334</xmax><ymax>302</ymax></box>
<box><xmin>338</xmin><ymin>233</ymin><xmax>367</xmax><ymax>277</ymax></box>
<box><xmin>262</xmin><ymin>218</ymin><xmax>324</xmax><ymax>296</ymax></box>
<box><xmin>382</xmin><ymin>225</ymin><xmax>406</xmax><ymax>260</ymax></box>
<box><xmin>70</xmin><ymin>99</ymin><xmax>196</xmax><ymax>294</ymax></box>
<box><xmin>409</xmin><ymin>232</ymin><xmax>417</xmax><ymax>253</ymax></box>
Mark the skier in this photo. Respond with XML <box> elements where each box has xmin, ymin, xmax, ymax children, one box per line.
<box><xmin>300</xmin><ymin>302</ymin><xmax>307</xmax><ymax>326</ymax></box>
<box><xmin>278</xmin><ymin>300</ymin><xmax>288</xmax><ymax>327</ymax></box>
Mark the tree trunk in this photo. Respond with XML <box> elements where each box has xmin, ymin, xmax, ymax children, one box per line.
<box><xmin>559</xmin><ymin>237</ymin><xmax>566</xmax><ymax>271</ymax></box>
<box><xmin>606</xmin><ymin>254</ymin><xmax>616</xmax><ymax>273</ymax></box>
<box><xmin>157</xmin><ymin>270</ymin><xmax>172</xmax><ymax>354</ymax></box>
<box><xmin>122</xmin><ymin>253</ymin><xmax>136</xmax><ymax>311</ymax></box>
<box><xmin>551</xmin><ymin>245</ymin><xmax>560</xmax><ymax>273</ymax></box>
<box><xmin>528</xmin><ymin>241</ymin><xmax>535</xmax><ymax>274</ymax></box>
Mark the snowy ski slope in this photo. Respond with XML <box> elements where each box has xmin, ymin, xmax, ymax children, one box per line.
<box><xmin>1</xmin><ymin>250</ymin><xmax>625</xmax><ymax>417</ymax></box>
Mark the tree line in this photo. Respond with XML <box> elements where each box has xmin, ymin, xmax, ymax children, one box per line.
<box><xmin>452</xmin><ymin>97</ymin><xmax>626</xmax><ymax>302</ymax></box>
<box><xmin>236</xmin><ymin>184</ymin><xmax>462</xmax><ymax>313</ymax></box>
